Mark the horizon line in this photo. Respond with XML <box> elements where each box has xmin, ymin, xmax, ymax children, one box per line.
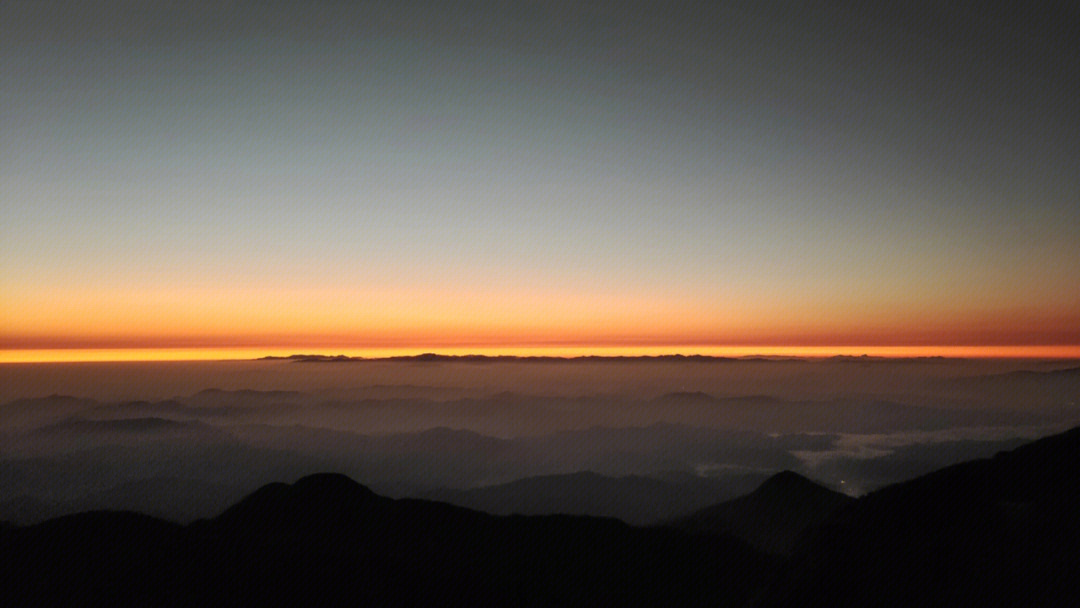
<box><xmin>4</xmin><ymin>344</ymin><xmax>1080</xmax><ymax>363</ymax></box>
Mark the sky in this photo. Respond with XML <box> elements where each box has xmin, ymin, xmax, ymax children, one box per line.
<box><xmin>2</xmin><ymin>1</ymin><xmax>1079</xmax><ymax>360</ymax></box>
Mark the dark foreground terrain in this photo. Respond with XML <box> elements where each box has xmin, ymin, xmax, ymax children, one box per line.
<box><xmin>758</xmin><ymin>424</ymin><xmax>1080</xmax><ymax>607</ymax></box>
<box><xmin>3</xmin><ymin>426</ymin><xmax>1080</xmax><ymax>607</ymax></box>
<box><xmin>0</xmin><ymin>473</ymin><xmax>772</xmax><ymax>607</ymax></box>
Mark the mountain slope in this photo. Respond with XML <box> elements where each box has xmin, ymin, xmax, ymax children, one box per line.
<box><xmin>0</xmin><ymin>473</ymin><xmax>774</xmax><ymax>607</ymax></box>
<box><xmin>759</xmin><ymin>426</ymin><xmax>1080</xmax><ymax>607</ymax></box>
<box><xmin>7</xmin><ymin>427</ymin><xmax>1079</xmax><ymax>607</ymax></box>
<box><xmin>668</xmin><ymin>471</ymin><xmax>852</xmax><ymax>555</ymax></box>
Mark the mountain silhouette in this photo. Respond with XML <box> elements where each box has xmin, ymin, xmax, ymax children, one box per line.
<box><xmin>6</xmin><ymin>427</ymin><xmax>1080</xmax><ymax>607</ymax></box>
<box><xmin>31</xmin><ymin>417</ymin><xmax>228</xmax><ymax>439</ymax></box>
<box><xmin>0</xmin><ymin>473</ymin><xmax>772</xmax><ymax>607</ymax></box>
<box><xmin>646</xmin><ymin>392</ymin><xmax>1007</xmax><ymax>434</ymax></box>
<box><xmin>940</xmin><ymin>365</ymin><xmax>1080</xmax><ymax>408</ymax></box>
<box><xmin>190</xmin><ymin>388</ymin><xmax>305</xmax><ymax>402</ymax></box>
<box><xmin>668</xmin><ymin>471</ymin><xmax>852</xmax><ymax>555</ymax></box>
<box><xmin>6</xmin><ymin>478</ymin><xmax>247</xmax><ymax>525</ymax></box>
<box><xmin>0</xmin><ymin>395</ymin><xmax>98</xmax><ymax>429</ymax></box>
<box><xmin>23</xmin><ymin>417</ymin><xmax>233</xmax><ymax>450</ymax></box>
<box><xmin>759</xmin><ymin>425</ymin><xmax>1080</xmax><ymax>607</ymax></box>
<box><xmin>422</xmin><ymin>470</ymin><xmax>745</xmax><ymax>524</ymax></box>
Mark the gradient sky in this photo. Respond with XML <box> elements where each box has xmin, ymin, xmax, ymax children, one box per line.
<box><xmin>2</xmin><ymin>1</ymin><xmax>1079</xmax><ymax>359</ymax></box>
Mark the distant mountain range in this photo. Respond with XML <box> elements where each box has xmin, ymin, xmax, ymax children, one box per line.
<box><xmin>3</xmin><ymin>426</ymin><xmax>1079</xmax><ymax>606</ymax></box>
<box><xmin>939</xmin><ymin>365</ymin><xmax>1080</xmax><ymax>407</ymax></box>
<box><xmin>0</xmin><ymin>478</ymin><xmax>247</xmax><ymax>525</ymax></box>
<box><xmin>261</xmin><ymin>353</ymin><xmax>789</xmax><ymax>363</ymax></box>
<box><xmin>260</xmin><ymin>353</ymin><xmax>998</xmax><ymax>364</ymax></box>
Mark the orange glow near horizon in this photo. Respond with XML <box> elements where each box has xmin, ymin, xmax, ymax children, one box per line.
<box><xmin>4</xmin><ymin>283</ymin><xmax>1079</xmax><ymax>357</ymax></box>
<box><xmin>3</xmin><ymin>344</ymin><xmax>1080</xmax><ymax>363</ymax></box>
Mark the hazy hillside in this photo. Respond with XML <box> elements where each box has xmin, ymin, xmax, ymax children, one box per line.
<box><xmin>669</xmin><ymin>471</ymin><xmax>851</xmax><ymax>555</ymax></box>
<box><xmin>760</xmin><ymin>426</ymin><xmax>1080</xmax><ymax>607</ymax></box>
<box><xmin>4</xmin><ymin>426</ymin><xmax>1080</xmax><ymax>606</ymax></box>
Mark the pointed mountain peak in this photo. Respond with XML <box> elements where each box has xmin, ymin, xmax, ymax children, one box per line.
<box><xmin>291</xmin><ymin>473</ymin><xmax>377</xmax><ymax>499</ymax></box>
<box><xmin>752</xmin><ymin>471</ymin><xmax>846</xmax><ymax>500</ymax></box>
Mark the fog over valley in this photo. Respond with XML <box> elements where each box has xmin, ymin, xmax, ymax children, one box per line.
<box><xmin>2</xmin><ymin>357</ymin><xmax>1076</xmax><ymax>524</ymax></box>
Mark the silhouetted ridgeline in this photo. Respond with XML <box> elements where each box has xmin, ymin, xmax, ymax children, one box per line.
<box><xmin>668</xmin><ymin>470</ymin><xmax>852</xmax><ymax>555</ymax></box>
<box><xmin>3</xmin><ymin>427</ymin><xmax>1080</xmax><ymax>606</ymax></box>
<box><xmin>261</xmin><ymin>353</ymin><xmax>765</xmax><ymax>363</ymax></box>
<box><xmin>421</xmin><ymin>470</ymin><xmax>767</xmax><ymax>525</ymax></box>
<box><xmin>259</xmin><ymin>353</ymin><xmax>1005</xmax><ymax>364</ymax></box>
<box><xmin>759</xmin><ymin>425</ymin><xmax>1080</xmax><ymax>607</ymax></box>
<box><xmin>0</xmin><ymin>474</ymin><xmax>772</xmax><ymax>607</ymax></box>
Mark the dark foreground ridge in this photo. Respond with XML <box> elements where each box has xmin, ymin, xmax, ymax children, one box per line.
<box><xmin>3</xmin><ymin>428</ymin><xmax>1080</xmax><ymax>607</ymax></box>
<box><xmin>668</xmin><ymin>470</ymin><xmax>852</xmax><ymax>555</ymax></box>
<box><xmin>0</xmin><ymin>473</ymin><xmax>771</xmax><ymax>607</ymax></box>
<box><xmin>760</xmin><ymin>425</ymin><xmax>1080</xmax><ymax>607</ymax></box>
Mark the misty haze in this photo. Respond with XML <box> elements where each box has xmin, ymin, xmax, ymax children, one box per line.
<box><xmin>2</xmin><ymin>356</ymin><xmax>1077</xmax><ymax>520</ymax></box>
<box><xmin>3</xmin><ymin>356</ymin><xmax>1080</xmax><ymax>606</ymax></box>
